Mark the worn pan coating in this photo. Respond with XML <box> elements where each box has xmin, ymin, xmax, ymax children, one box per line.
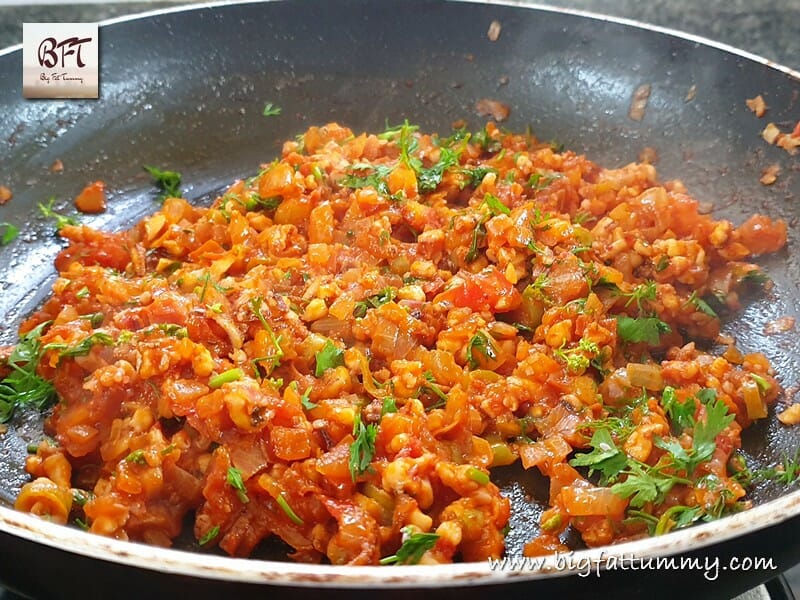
<box><xmin>0</xmin><ymin>1</ymin><xmax>799</xmax><ymax>597</ymax></box>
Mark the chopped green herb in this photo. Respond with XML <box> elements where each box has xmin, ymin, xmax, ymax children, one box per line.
<box><xmin>528</xmin><ymin>172</ymin><xmax>563</xmax><ymax>191</ymax></box>
<box><xmin>655</xmin><ymin>505</ymin><xmax>703</xmax><ymax>535</ymax></box>
<box><xmin>655</xmin><ymin>392</ymin><xmax>734</xmax><ymax>474</ymax></box>
<box><xmin>300</xmin><ymin>387</ymin><xmax>318</xmax><ymax>411</ymax></box>
<box><xmin>752</xmin><ymin>449</ymin><xmax>800</xmax><ymax>486</ymax></box>
<box><xmin>80</xmin><ymin>313</ymin><xmax>104</xmax><ymax>328</ymax></box>
<box><xmin>466</xmin><ymin>466</ymin><xmax>490</xmax><ymax>485</ymax></box>
<box><xmin>417</xmin><ymin>146</ymin><xmax>461</xmax><ymax>193</ymax></box>
<box><xmin>616</xmin><ymin>315</ymin><xmax>671</xmax><ymax>345</ymax></box>
<box><xmin>209</xmin><ymin>368</ymin><xmax>244</xmax><ymax>389</ymax></box>
<box><xmin>617</xmin><ymin>281</ymin><xmax>657</xmax><ymax>313</ymax></box>
<box><xmin>685</xmin><ymin>291</ymin><xmax>718</xmax><ymax>318</ymax></box>
<box><xmin>569</xmin><ymin>428</ymin><xmax>628</xmax><ymax>482</ymax></box>
<box><xmin>751</xmin><ymin>373</ymin><xmax>771</xmax><ymax>394</ymax></box>
<box><xmin>38</xmin><ymin>197</ymin><xmax>79</xmax><ymax>230</ymax></box>
<box><xmin>340</xmin><ymin>163</ymin><xmax>393</xmax><ymax>197</ymax></box>
<box><xmin>75</xmin><ymin>286</ymin><xmax>90</xmax><ymax>299</ymax></box>
<box><xmin>419</xmin><ymin>371</ymin><xmax>448</xmax><ymax>409</ymax></box>
<box><xmin>226</xmin><ymin>466</ymin><xmax>249</xmax><ymax>503</ymax></box>
<box><xmin>262</xmin><ymin>102</ymin><xmax>282</xmax><ymax>117</ymax></box>
<box><xmin>466</xmin><ymin>331</ymin><xmax>497</xmax><ymax>370</ymax></box>
<box><xmin>125</xmin><ymin>449</ymin><xmax>146</xmax><ymax>465</ymax></box>
<box><xmin>0</xmin><ymin>222</ymin><xmax>19</xmax><ymax>246</ymax></box>
<box><xmin>611</xmin><ymin>460</ymin><xmax>690</xmax><ymax>508</ymax></box>
<box><xmin>484</xmin><ymin>192</ymin><xmax>510</xmax><ymax>216</ymax></box>
<box><xmin>143</xmin><ymin>165</ymin><xmax>182</xmax><ymax>203</ymax></box>
<box><xmin>740</xmin><ymin>269</ymin><xmax>770</xmax><ymax>287</ymax></box>
<box><xmin>353</xmin><ymin>287</ymin><xmax>397</xmax><ymax>318</ymax></box>
<box><xmin>46</xmin><ymin>331</ymin><xmax>114</xmax><ymax>359</ymax></box>
<box><xmin>315</xmin><ymin>339</ymin><xmax>344</xmax><ymax>377</ymax></box>
<box><xmin>199</xmin><ymin>525</ymin><xmax>220</xmax><ymax>545</ymax></box>
<box><xmin>465</xmin><ymin>217</ymin><xmax>487</xmax><ymax>262</ymax></box>
<box><xmin>276</xmin><ymin>493</ymin><xmax>304</xmax><ymax>525</ymax></box>
<box><xmin>655</xmin><ymin>255</ymin><xmax>670</xmax><ymax>272</ymax></box>
<box><xmin>379</xmin><ymin>527</ymin><xmax>440</xmax><ymax>565</ymax></box>
<box><xmin>249</xmin><ymin>297</ymin><xmax>284</xmax><ymax>374</ymax></box>
<box><xmin>349</xmin><ymin>413</ymin><xmax>378</xmax><ymax>481</ymax></box>
<box><xmin>661</xmin><ymin>386</ymin><xmax>696</xmax><ymax>431</ymax></box>
<box><xmin>72</xmin><ymin>489</ymin><xmax>92</xmax><ymax>507</ymax></box>
<box><xmin>381</xmin><ymin>397</ymin><xmax>398</xmax><ymax>416</ymax></box>
<box><xmin>461</xmin><ymin>165</ymin><xmax>497</xmax><ymax>188</ymax></box>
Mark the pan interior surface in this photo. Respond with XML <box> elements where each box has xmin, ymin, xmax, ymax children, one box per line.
<box><xmin>0</xmin><ymin>0</ymin><xmax>798</xmax><ymax>586</ymax></box>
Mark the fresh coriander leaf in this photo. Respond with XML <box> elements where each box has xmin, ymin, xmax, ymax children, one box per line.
<box><xmin>199</xmin><ymin>525</ymin><xmax>220</xmax><ymax>545</ymax></box>
<box><xmin>740</xmin><ymin>269</ymin><xmax>770</xmax><ymax>287</ymax></box>
<box><xmin>125</xmin><ymin>449</ymin><xmax>146</xmax><ymax>464</ymax></box>
<box><xmin>686</xmin><ymin>291</ymin><xmax>718</xmax><ymax>318</ymax></box>
<box><xmin>661</xmin><ymin>386</ymin><xmax>696</xmax><ymax>431</ymax></box>
<box><xmin>38</xmin><ymin>197</ymin><xmax>79</xmax><ymax>231</ymax></box>
<box><xmin>472</xmin><ymin>126</ymin><xmax>501</xmax><ymax>153</ymax></box>
<box><xmin>484</xmin><ymin>192</ymin><xmax>510</xmax><ymax>216</ymax></box>
<box><xmin>466</xmin><ymin>331</ymin><xmax>497</xmax><ymax>370</ymax></box>
<box><xmin>143</xmin><ymin>166</ymin><xmax>182</xmax><ymax>203</ymax></box>
<box><xmin>50</xmin><ymin>332</ymin><xmax>114</xmax><ymax>359</ymax></box>
<box><xmin>691</xmin><ymin>396</ymin><xmax>735</xmax><ymax>464</ymax></box>
<box><xmin>752</xmin><ymin>449</ymin><xmax>800</xmax><ymax>486</ymax></box>
<box><xmin>379</xmin><ymin>527</ymin><xmax>439</xmax><ymax>565</ymax></box>
<box><xmin>247</xmin><ymin>194</ymin><xmax>282</xmax><ymax>211</ymax></box>
<box><xmin>226</xmin><ymin>466</ymin><xmax>249</xmax><ymax>503</ymax></box>
<box><xmin>528</xmin><ymin>172</ymin><xmax>563</xmax><ymax>191</ymax></box>
<box><xmin>0</xmin><ymin>222</ymin><xmax>19</xmax><ymax>246</ymax></box>
<box><xmin>657</xmin><ymin>393</ymin><xmax>734</xmax><ymax>474</ymax></box>
<box><xmin>417</xmin><ymin>146</ymin><xmax>461</xmax><ymax>193</ymax></box>
<box><xmin>208</xmin><ymin>368</ymin><xmax>244</xmax><ymax>389</ymax></box>
<box><xmin>340</xmin><ymin>164</ymin><xmax>393</xmax><ymax>197</ymax></box>
<box><xmin>0</xmin><ymin>322</ymin><xmax>56</xmax><ymax>423</ymax></box>
<box><xmin>465</xmin><ymin>217</ymin><xmax>487</xmax><ymax>262</ymax></box>
<box><xmin>461</xmin><ymin>165</ymin><xmax>497</xmax><ymax>188</ymax></box>
<box><xmin>300</xmin><ymin>388</ymin><xmax>318</xmax><ymax>411</ymax></box>
<box><xmin>751</xmin><ymin>373</ymin><xmax>771</xmax><ymax>394</ymax></box>
<box><xmin>353</xmin><ymin>287</ymin><xmax>397</xmax><ymax>318</ymax></box>
<box><xmin>419</xmin><ymin>371</ymin><xmax>448</xmax><ymax>409</ymax></box>
<box><xmin>315</xmin><ymin>339</ymin><xmax>344</xmax><ymax>377</ymax></box>
<box><xmin>276</xmin><ymin>493</ymin><xmax>304</xmax><ymax>525</ymax></box>
<box><xmin>381</xmin><ymin>397</ymin><xmax>398</xmax><ymax>416</ymax></box>
<box><xmin>249</xmin><ymin>297</ymin><xmax>284</xmax><ymax>374</ymax></box>
<box><xmin>262</xmin><ymin>102</ymin><xmax>282</xmax><ymax>117</ymax></box>
<box><xmin>617</xmin><ymin>280</ymin><xmax>657</xmax><ymax>313</ymax></box>
<box><xmin>616</xmin><ymin>315</ymin><xmax>671</xmax><ymax>345</ymax></box>
<box><xmin>611</xmin><ymin>461</ymin><xmax>689</xmax><ymax>508</ymax></box>
<box><xmin>655</xmin><ymin>505</ymin><xmax>702</xmax><ymax>535</ymax></box>
<box><xmin>348</xmin><ymin>413</ymin><xmax>378</xmax><ymax>481</ymax></box>
<box><xmin>569</xmin><ymin>428</ymin><xmax>628</xmax><ymax>482</ymax></box>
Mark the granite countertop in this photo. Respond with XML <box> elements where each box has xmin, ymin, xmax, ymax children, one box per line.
<box><xmin>0</xmin><ymin>0</ymin><xmax>799</xmax><ymax>69</ymax></box>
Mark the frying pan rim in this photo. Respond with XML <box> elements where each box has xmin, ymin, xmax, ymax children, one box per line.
<box><xmin>0</xmin><ymin>492</ymin><xmax>799</xmax><ymax>587</ymax></box>
<box><xmin>0</xmin><ymin>0</ymin><xmax>798</xmax><ymax>81</ymax></box>
<box><xmin>1</xmin><ymin>0</ymin><xmax>799</xmax><ymax>588</ymax></box>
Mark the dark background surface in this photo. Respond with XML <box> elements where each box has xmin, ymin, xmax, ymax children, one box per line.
<box><xmin>0</xmin><ymin>0</ymin><xmax>798</xmax><ymax>598</ymax></box>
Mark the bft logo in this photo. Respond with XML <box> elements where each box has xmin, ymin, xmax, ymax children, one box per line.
<box><xmin>23</xmin><ymin>23</ymin><xmax>99</xmax><ymax>99</ymax></box>
<box><xmin>37</xmin><ymin>36</ymin><xmax>93</xmax><ymax>69</ymax></box>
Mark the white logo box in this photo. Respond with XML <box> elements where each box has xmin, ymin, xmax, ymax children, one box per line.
<box><xmin>22</xmin><ymin>22</ymin><xmax>99</xmax><ymax>99</ymax></box>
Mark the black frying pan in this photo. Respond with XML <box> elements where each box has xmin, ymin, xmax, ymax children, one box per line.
<box><xmin>0</xmin><ymin>1</ymin><xmax>799</xmax><ymax>598</ymax></box>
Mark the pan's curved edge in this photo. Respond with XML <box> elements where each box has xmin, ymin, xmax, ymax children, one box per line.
<box><xmin>454</xmin><ymin>0</ymin><xmax>800</xmax><ymax>81</ymax></box>
<box><xmin>1</xmin><ymin>488</ymin><xmax>800</xmax><ymax>588</ymax></box>
<box><xmin>0</xmin><ymin>0</ymin><xmax>799</xmax><ymax>83</ymax></box>
<box><xmin>1</xmin><ymin>0</ymin><xmax>799</xmax><ymax>590</ymax></box>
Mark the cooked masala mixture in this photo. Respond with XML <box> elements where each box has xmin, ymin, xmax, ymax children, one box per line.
<box><xmin>4</xmin><ymin>121</ymin><xmax>791</xmax><ymax>565</ymax></box>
